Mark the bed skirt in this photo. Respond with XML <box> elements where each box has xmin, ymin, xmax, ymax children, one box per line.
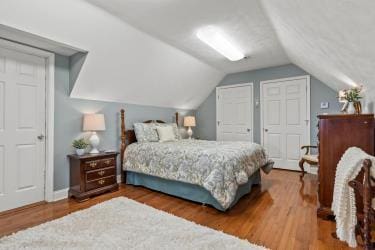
<box><xmin>125</xmin><ymin>170</ymin><xmax>261</xmax><ymax>211</ymax></box>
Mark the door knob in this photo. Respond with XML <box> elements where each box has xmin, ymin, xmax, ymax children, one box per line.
<box><xmin>247</xmin><ymin>128</ymin><xmax>251</xmax><ymax>132</ymax></box>
<box><xmin>264</xmin><ymin>129</ymin><xmax>268</xmax><ymax>132</ymax></box>
<box><xmin>37</xmin><ymin>134</ymin><xmax>45</xmax><ymax>140</ymax></box>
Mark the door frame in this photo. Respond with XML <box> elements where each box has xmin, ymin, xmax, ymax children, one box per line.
<box><xmin>260</xmin><ymin>75</ymin><xmax>311</xmax><ymax>169</ymax></box>
<box><xmin>0</xmin><ymin>39</ymin><xmax>55</xmax><ymax>202</ymax></box>
<box><xmin>216</xmin><ymin>82</ymin><xmax>254</xmax><ymax>141</ymax></box>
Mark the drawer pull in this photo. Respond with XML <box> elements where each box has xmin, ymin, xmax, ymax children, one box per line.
<box><xmin>104</xmin><ymin>159</ymin><xmax>111</xmax><ymax>165</ymax></box>
<box><xmin>98</xmin><ymin>179</ymin><xmax>105</xmax><ymax>185</ymax></box>
<box><xmin>98</xmin><ymin>170</ymin><xmax>105</xmax><ymax>176</ymax></box>
<box><xmin>89</xmin><ymin>162</ymin><xmax>97</xmax><ymax>168</ymax></box>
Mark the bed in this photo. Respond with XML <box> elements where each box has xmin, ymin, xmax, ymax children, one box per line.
<box><xmin>120</xmin><ymin>109</ymin><xmax>273</xmax><ymax>211</ymax></box>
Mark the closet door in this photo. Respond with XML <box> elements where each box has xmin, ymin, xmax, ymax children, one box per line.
<box><xmin>261</xmin><ymin>76</ymin><xmax>310</xmax><ymax>171</ymax></box>
<box><xmin>217</xmin><ymin>83</ymin><xmax>253</xmax><ymax>141</ymax></box>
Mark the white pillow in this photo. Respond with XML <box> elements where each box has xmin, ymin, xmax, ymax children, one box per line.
<box><xmin>156</xmin><ymin>126</ymin><xmax>176</xmax><ymax>142</ymax></box>
<box><xmin>156</xmin><ymin>123</ymin><xmax>181</xmax><ymax>140</ymax></box>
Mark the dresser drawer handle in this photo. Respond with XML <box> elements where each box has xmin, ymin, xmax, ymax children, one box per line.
<box><xmin>104</xmin><ymin>159</ymin><xmax>111</xmax><ymax>165</ymax></box>
<box><xmin>89</xmin><ymin>162</ymin><xmax>98</xmax><ymax>168</ymax></box>
<box><xmin>98</xmin><ymin>179</ymin><xmax>105</xmax><ymax>185</ymax></box>
<box><xmin>98</xmin><ymin>170</ymin><xmax>105</xmax><ymax>176</ymax></box>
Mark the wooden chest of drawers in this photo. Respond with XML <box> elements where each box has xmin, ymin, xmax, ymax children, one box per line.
<box><xmin>68</xmin><ymin>152</ymin><xmax>119</xmax><ymax>201</ymax></box>
<box><xmin>317</xmin><ymin>114</ymin><xmax>374</xmax><ymax>219</ymax></box>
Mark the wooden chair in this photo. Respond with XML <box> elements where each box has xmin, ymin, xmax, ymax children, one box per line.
<box><xmin>299</xmin><ymin>145</ymin><xmax>318</xmax><ymax>177</ymax></box>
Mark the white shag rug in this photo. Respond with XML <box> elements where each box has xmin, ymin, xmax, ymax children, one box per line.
<box><xmin>0</xmin><ymin>197</ymin><xmax>266</xmax><ymax>250</ymax></box>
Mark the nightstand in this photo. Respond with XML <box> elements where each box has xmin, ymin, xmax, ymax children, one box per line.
<box><xmin>68</xmin><ymin>152</ymin><xmax>119</xmax><ymax>201</ymax></box>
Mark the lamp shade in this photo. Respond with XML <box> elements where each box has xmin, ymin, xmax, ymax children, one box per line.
<box><xmin>184</xmin><ymin>116</ymin><xmax>196</xmax><ymax>127</ymax></box>
<box><xmin>83</xmin><ymin>114</ymin><xmax>106</xmax><ymax>131</ymax></box>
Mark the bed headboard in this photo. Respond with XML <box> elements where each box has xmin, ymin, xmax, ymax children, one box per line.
<box><xmin>120</xmin><ymin>109</ymin><xmax>179</xmax><ymax>182</ymax></box>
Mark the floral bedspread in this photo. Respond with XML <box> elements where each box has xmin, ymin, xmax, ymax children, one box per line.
<box><xmin>123</xmin><ymin>139</ymin><xmax>273</xmax><ymax>209</ymax></box>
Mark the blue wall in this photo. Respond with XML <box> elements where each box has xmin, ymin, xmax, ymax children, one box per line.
<box><xmin>54</xmin><ymin>55</ymin><xmax>194</xmax><ymax>190</ymax></box>
<box><xmin>54</xmin><ymin>58</ymin><xmax>340</xmax><ymax>190</ymax></box>
<box><xmin>196</xmin><ymin>64</ymin><xmax>341</xmax><ymax>146</ymax></box>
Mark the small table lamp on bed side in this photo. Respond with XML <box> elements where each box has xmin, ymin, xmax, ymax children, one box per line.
<box><xmin>184</xmin><ymin>116</ymin><xmax>196</xmax><ymax>139</ymax></box>
<box><xmin>83</xmin><ymin>114</ymin><xmax>106</xmax><ymax>154</ymax></box>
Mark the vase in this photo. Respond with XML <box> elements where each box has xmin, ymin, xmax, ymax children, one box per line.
<box><xmin>363</xmin><ymin>104</ymin><xmax>369</xmax><ymax>114</ymax></box>
<box><xmin>347</xmin><ymin>102</ymin><xmax>356</xmax><ymax>114</ymax></box>
<box><xmin>353</xmin><ymin>101</ymin><xmax>362</xmax><ymax>114</ymax></box>
<box><xmin>76</xmin><ymin>148</ymin><xmax>85</xmax><ymax>156</ymax></box>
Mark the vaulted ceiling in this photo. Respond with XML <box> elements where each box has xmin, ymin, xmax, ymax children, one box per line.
<box><xmin>261</xmin><ymin>0</ymin><xmax>375</xmax><ymax>97</ymax></box>
<box><xmin>85</xmin><ymin>0</ymin><xmax>375</xmax><ymax>103</ymax></box>
<box><xmin>1</xmin><ymin>0</ymin><xmax>374</xmax><ymax>109</ymax></box>
<box><xmin>85</xmin><ymin>0</ymin><xmax>290</xmax><ymax>74</ymax></box>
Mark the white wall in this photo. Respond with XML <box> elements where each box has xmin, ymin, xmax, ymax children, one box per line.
<box><xmin>261</xmin><ymin>0</ymin><xmax>375</xmax><ymax>111</ymax></box>
<box><xmin>0</xmin><ymin>0</ymin><xmax>224</xmax><ymax>109</ymax></box>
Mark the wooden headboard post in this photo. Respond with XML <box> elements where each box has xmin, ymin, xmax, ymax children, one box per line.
<box><xmin>120</xmin><ymin>109</ymin><xmax>126</xmax><ymax>183</ymax></box>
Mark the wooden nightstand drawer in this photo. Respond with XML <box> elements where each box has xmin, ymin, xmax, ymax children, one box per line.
<box><xmin>86</xmin><ymin>167</ymin><xmax>115</xmax><ymax>182</ymax></box>
<box><xmin>101</xmin><ymin>157</ymin><xmax>116</xmax><ymax>168</ymax></box>
<box><xmin>68</xmin><ymin>152</ymin><xmax>119</xmax><ymax>202</ymax></box>
<box><xmin>86</xmin><ymin>176</ymin><xmax>116</xmax><ymax>191</ymax></box>
<box><xmin>84</xmin><ymin>159</ymin><xmax>102</xmax><ymax>170</ymax></box>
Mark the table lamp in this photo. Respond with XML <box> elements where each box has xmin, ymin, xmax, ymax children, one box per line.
<box><xmin>83</xmin><ymin>114</ymin><xmax>106</xmax><ymax>154</ymax></box>
<box><xmin>184</xmin><ymin>116</ymin><xmax>196</xmax><ymax>139</ymax></box>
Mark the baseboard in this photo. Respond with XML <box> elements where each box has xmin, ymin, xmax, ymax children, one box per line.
<box><xmin>53</xmin><ymin>188</ymin><xmax>69</xmax><ymax>201</ymax></box>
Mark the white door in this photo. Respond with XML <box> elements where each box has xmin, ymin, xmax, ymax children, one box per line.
<box><xmin>0</xmin><ymin>46</ymin><xmax>46</xmax><ymax>212</ymax></box>
<box><xmin>261</xmin><ymin>76</ymin><xmax>310</xmax><ymax>171</ymax></box>
<box><xmin>217</xmin><ymin>83</ymin><xmax>253</xmax><ymax>141</ymax></box>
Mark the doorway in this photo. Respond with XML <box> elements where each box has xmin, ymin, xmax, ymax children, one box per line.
<box><xmin>0</xmin><ymin>39</ymin><xmax>54</xmax><ymax>212</ymax></box>
<box><xmin>216</xmin><ymin>83</ymin><xmax>254</xmax><ymax>142</ymax></box>
<box><xmin>260</xmin><ymin>76</ymin><xmax>310</xmax><ymax>171</ymax></box>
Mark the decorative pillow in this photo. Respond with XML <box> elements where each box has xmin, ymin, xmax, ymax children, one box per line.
<box><xmin>156</xmin><ymin>123</ymin><xmax>181</xmax><ymax>140</ymax></box>
<box><xmin>156</xmin><ymin>126</ymin><xmax>177</xmax><ymax>142</ymax></box>
<box><xmin>133</xmin><ymin>123</ymin><xmax>159</xmax><ymax>143</ymax></box>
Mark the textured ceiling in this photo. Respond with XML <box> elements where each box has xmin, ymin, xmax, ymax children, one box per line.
<box><xmin>85</xmin><ymin>0</ymin><xmax>290</xmax><ymax>74</ymax></box>
<box><xmin>2</xmin><ymin>0</ymin><xmax>374</xmax><ymax>110</ymax></box>
<box><xmin>87</xmin><ymin>0</ymin><xmax>375</xmax><ymax>104</ymax></box>
<box><xmin>261</xmin><ymin>0</ymin><xmax>375</xmax><ymax>97</ymax></box>
<box><xmin>0</xmin><ymin>0</ymin><xmax>224</xmax><ymax>109</ymax></box>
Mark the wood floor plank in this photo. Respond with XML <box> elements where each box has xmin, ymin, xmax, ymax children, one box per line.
<box><xmin>0</xmin><ymin>170</ymin><xmax>360</xmax><ymax>249</ymax></box>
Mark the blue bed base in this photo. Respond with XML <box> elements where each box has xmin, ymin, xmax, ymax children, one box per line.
<box><xmin>125</xmin><ymin>170</ymin><xmax>261</xmax><ymax>211</ymax></box>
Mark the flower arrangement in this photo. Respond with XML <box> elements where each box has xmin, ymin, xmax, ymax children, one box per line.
<box><xmin>340</xmin><ymin>85</ymin><xmax>363</xmax><ymax>114</ymax></box>
<box><xmin>342</xmin><ymin>85</ymin><xmax>363</xmax><ymax>103</ymax></box>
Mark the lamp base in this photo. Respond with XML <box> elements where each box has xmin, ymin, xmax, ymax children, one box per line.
<box><xmin>187</xmin><ymin>127</ymin><xmax>193</xmax><ymax>139</ymax></box>
<box><xmin>89</xmin><ymin>148</ymin><xmax>100</xmax><ymax>154</ymax></box>
<box><xmin>89</xmin><ymin>132</ymin><xmax>100</xmax><ymax>154</ymax></box>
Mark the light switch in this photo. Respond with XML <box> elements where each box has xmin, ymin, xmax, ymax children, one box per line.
<box><xmin>320</xmin><ymin>102</ymin><xmax>329</xmax><ymax>109</ymax></box>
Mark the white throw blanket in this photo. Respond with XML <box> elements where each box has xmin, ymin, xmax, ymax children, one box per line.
<box><xmin>332</xmin><ymin>147</ymin><xmax>375</xmax><ymax>248</ymax></box>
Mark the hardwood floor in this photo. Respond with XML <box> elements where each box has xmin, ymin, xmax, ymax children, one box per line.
<box><xmin>0</xmin><ymin>169</ymin><xmax>359</xmax><ymax>249</ymax></box>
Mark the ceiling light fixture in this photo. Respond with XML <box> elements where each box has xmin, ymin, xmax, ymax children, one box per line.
<box><xmin>196</xmin><ymin>26</ymin><xmax>244</xmax><ymax>61</ymax></box>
